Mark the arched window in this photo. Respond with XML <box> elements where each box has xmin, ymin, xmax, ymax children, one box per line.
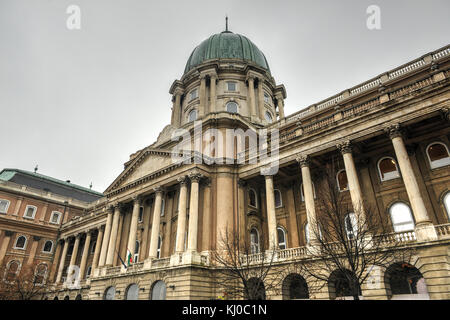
<box><xmin>14</xmin><ymin>235</ymin><xmax>27</xmax><ymax>249</ymax></box>
<box><xmin>23</xmin><ymin>205</ymin><xmax>37</xmax><ymax>219</ymax></box>
<box><xmin>378</xmin><ymin>157</ymin><xmax>400</xmax><ymax>181</ymax></box>
<box><xmin>0</xmin><ymin>199</ymin><xmax>10</xmax><ymax>214</ymax></box>
<box><xmin>104</xmin><ymin>286</ymin><xmax>116</xmax><ymax>300</ymax></box>
<box><xmin>246</xmin><ymin>278</ymin><xmax>266</xmax><ymax>300</ymax></box>
<box><xmin>5</xmin><ymin>260</ymin><xmax>20</xmax><ymax>282</ymax></box>
<box><xmin>444</xmin><ymin>192</ymin><xmax>450</xmax><ymax>221</ymax></box>
<box><xmin>138</xmin><ymin>206</ymin><xmax>144</xmax><ymax>222</ymax></box>
<box><xmin>248</xmin><ymin>188</ymin><xmax>257</xmax><ymax>208</ymax></box>
<box><xmin>151</xmin><ymin>280</ymin><xmax>167</xmax><ymax>300</ymax></box>
<box><xmin>389</xmin><ymin>202</ymin><xmax>415</xmax><ymax>232</ymax></box>
<box><xmin>75</xmin><ymin>294</ymin><xmax>82</xmax><ymax>300</ymax></box>
<box><xmin>42</xmin><ymin>240</ymin><xmax>53</xmax><ymax>253</ymax></box>
<box><xmin>282</xmin><ymin>274</ymin><xmax>309</xmax><ymax>300</ymax></box>
<box><xmin>265</xmin><ymin>111</ymin><xmax>273</xmax><ymax>123</ymax></box>
<box><xmin>226</xmin><ymin>101</ymin><xmax>238</xmax><ymax>114</ymax></box>
<box><xmin>337</xmin><ymin>170</ymin><xmax>349</xmax><ymax>192</ymax></box>
<box><xmin>126</xmin><ymin>284</ymin><xmax>139</xmax><ymax>300</ymax></box>
<box><xmin>305</xmin><ymin>222</ymin><xmax>323</xmax><ymax>244</ymax></box>
<box><xmin>274</xmin><ymin>189</ymin><xmax>282</xmax><ymax>208</ymax></box>
<box><xmin>385</xmin><ymin>263</ymin><xmax>428</xmax><ymax>298</ymax></box>
<box><xmin>426</xmin><ymin>142</ymin><xmax>450</xmax><ymax>169</ymax></box>
<box><xmin>34</xmin><ymin>263</ymin><xmax>47</xmax><ymax>285</ymax></box>
<box><xmin>50</xmin><ymin>211</ymin><xmax>62</xmax><ymax>224</ymax></box>
<box><xmin>250</xmin><ymin>228</ymin><xmax>260</xmax><ymax>254</ymax></box>
<box><xmin>157</xmin><ymin>236</ymin><xmax>162</xmax><ymax>259</ymax></box>
<box><xmin>188</xmin><ymin>109</ymin><xmax>197</xmax><ymax>122</ymax></box>
<box><xmin>160</xmin><ymin>199</ymin><xmax>165</xmax><ymax>216</ymax></box>
<box><xmin>277</xmin><ymin>227</ymin><xmax>287</xmax><ymax>250</ymax></box>
<box><xmin>345</xmin><ymin>213</ymin><xmax>358</xmax><ymax>240</ymax></box>
<box><xmin>134</xmin><ymin>241</ymin><xmax>140</xmax><ymax>263</ymax></box>
<box><xmin>300</xmin><ymin>182</ymin><xmax>316</xmax><ymax>202</ymax></box>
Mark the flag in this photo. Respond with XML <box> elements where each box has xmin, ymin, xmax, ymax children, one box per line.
<box><xmin>116</xmin><ymin>249</ymin><xmax>127</xmax><ymax>269</ymax></box>
<box><xmin>127</xmin><ymin>249</ymin><xmax>133</xmax><ymax>267</ymax></box>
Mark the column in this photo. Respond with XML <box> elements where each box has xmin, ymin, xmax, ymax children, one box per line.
<box><xmin>91</xmin><ymin>226</ymin><xmax>104</xmax><ymax>273</ymax></box>
<box><xmin>0</xmin><ymin>231</ymin><xmax>13</xmax><ymax>266</ymax></box>
<box><xmin>201</xmin><ymin>179</ymin><xmax>212</xmax><ymax>251</ymax></box>
<box><xmin>385</xmin><ymin>124</ymin><xmax>437</xmax><ymax>240</ymax></box>
<box><xmin>69</xmin><ymin>234</ymin><xmax>80</xmax><ymax>268</ymax></box>
<box><xmin>140</xmin><ymin>200</ymin><xmax>151</xmax><ymax>260</ymax></box>
<box><xmin>297</xmin><ymin>155</ymin><xmax>318</xmax><ymax>244</ymax></box>
<box><xmin>258</xmin><ymin>77</ymin><xmax>265</xmax><ymax>119</ymax></box>
<box><xmin>149</xmin><ymin>187</ymin><xmax>164</xmax><ymax>258</ymax></box>
<box><xmin>26</xmin><ymin>236</ymin><xmax>41</xmax><ymax>265</ymax></box>
<box><xmin>106</xmin><ymin>204</ymin><xmax>121</xmax><ymax>266</ymax></box>
<box><xmin>237</xmin><ymin>179</ymin><xmax>247</xmax><ymax>245</ymax></box>
<box><xmin>79</xmin><ymin>231</ymin><xmax>92</xmax><ymax>280</ymax></box>
<box><xmin>49</xmin><ymin>240</ymin><xmax>63</xmax><ymax>282</ymax></box>
<box><xmin>127</xmin><ymin>196</ymin><xmax>141</xmax><ymax>262</ymax></box>
<box><xmin>187</xmin><ymin>172</ymin><xmax>201</xmax><ymax>252</ymax></box>
<box><xmin>286</xmin><ymin>183</ymin><xmax>300</xmax><ymax>247</ymax></box>
<box><xmin>199</xmin><ymin>75</ymin><xmax>207</xmax><ymax>117</ymax></box>
<box><xmin>113</xmin><ymin>211</ymin><xmax>124</xmax><ymax>266</ymax></box>
<box><xmin>175</xmin><ymin>177</ymin><xmax>188</xmax><ymax>253</ymax></box>
<box><xmin>55</xmin><ymin>238</ymin><xmax>69</xmax><ymax>283</ymax></box>
<box><xmin>13</xmin><ymin>197</ymin><xmax>23</xmax><ymax>216</ymax></box>
<box><xmin>264</xmin><ymin>175</ymin><xmax>278</xmax><ymax>250</ymax></box>
<box><xmin>98</xmin><ymin>209</ymin><xmax>113</xmax><ymax>267</ymax></box>
<box><xmin>39</xmin><ymin>203</ymin><xmax>49</xmax><ymax>222</ymax></box>
<box><xmin>247</xmin><ymin>76</ymin><xmax>257</xmax><ymax>118</ymax></box>
<box><xmin>173</xmin><ymin>90</ymin><xmax>182</xmax><ymax>127</ymax></box>
<box><xmin>210</xmin><ymin>74</ymin><xmax>217</xmax><ymax>113</ymax></box>
<box><xmin>337</xmin><ymin>140</ymin><xmax>366</xmax><ymax>218</ymax></box>
<box><xmin>276</xmin><ymin>94</ymin><xmax>285</xmax><ymax>119</ymax></box>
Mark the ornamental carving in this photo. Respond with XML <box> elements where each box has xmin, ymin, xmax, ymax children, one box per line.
<box><xmin>336</xmin><ymin>140</ymin><xmax>352</xmax><ymax>154</ymax></box>
<box><xmin>384</xmin><ymin>123</ymin><xmax>403</xmax><ymax>140</ymax></box>
<box><xmin>295</xmin><ymin>154</ymin><xmax>310</xmax><ymax>167</ymax></box>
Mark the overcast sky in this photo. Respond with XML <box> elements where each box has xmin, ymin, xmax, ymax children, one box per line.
<box><xmin>0</xmin><ymin>0</ymin><xmax>449</xmax><ymax>193</ymax></box>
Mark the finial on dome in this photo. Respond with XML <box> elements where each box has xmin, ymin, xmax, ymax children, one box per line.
<box><xmin>225</xmin><ymin>15</ymin><xmax>228</xmax><ymax>32</ymax></box>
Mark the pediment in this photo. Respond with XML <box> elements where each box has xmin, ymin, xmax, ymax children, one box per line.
<box><xmin>105</xmin><ymin>148</ymin><xmax>177</xmax><ymax>193</ymax></box>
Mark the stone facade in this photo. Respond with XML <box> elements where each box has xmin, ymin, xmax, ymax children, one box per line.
<box><xmin>1</xmin><ymin>30</ymin><xmax>449</xmax><ymax>300</ymax></box>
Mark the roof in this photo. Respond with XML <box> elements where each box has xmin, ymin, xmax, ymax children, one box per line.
<box><xmin>184</xmin><ymin>31</ymin><xmax>270</xmax><ymax>74</ymax></box>
<box><xmin>0</xmin><ymin>168</ymin><xmax>104</xmax><ymax>203</ymax></box>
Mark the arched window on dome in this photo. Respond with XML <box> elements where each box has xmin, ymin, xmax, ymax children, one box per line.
<box><xmin>226</xmin><ymin>101</ymin><xmax>238</xmax><ymax>114</ymax></box>
<box><xmin>188</xmin><ymin>109</ymin><xmax>197</xmax><ymax>122</ymax></box>
<box><xmin>336</xmin><ymin>170</ymin><xmax>349</xmax><ymax>192</ymax></box>
<box><xmin>426</xmin><ymin>142</ymin><xmax>450</xmax><ymax>169</ymax></box>
<box><xmin>389</xmin><ymin>202</ymin><xmax>415</xmax><ymax>232</ymax></box>
<box><xmin>265</xmin><ymin>111</ymin><xmax>273</xmax><ymax>123</ymax></box>
<box><xmin>378</xmin><ymin>157</ymin><xmax>401</xmax><ymax>181</ymax></box>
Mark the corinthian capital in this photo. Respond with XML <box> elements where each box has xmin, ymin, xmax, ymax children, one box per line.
<box><xmin>177</xmin><ymin>175</ymin><xmax>188</xmax><ymax>185</ymax></box>
<box><xmin>189</xmin><ymin>171</ymin><xmax>202</xmax><ymax>183</ymax></box>
<box><xmin>153</xmin><ymin>186</ymin><xmax>164</xmax><ymax>195</ymax></box>
<box><xmin>440</xmin><ymin>107</ymin><xmax>450</xmax><ymax>122</ymax></box>
<box><xmin>295</xmin><ymin>154</ymin><xmax>310</xmax><ymax>168</ymax></box>
<box><xmin>336</xmin><ymin>140</ymin><xmax>352</xmax><ymax>154</ymax></box>
<box><xmin>384</xmin><ymin>123</ymin><xmax>403</xmax><ymax>140</ymax></box>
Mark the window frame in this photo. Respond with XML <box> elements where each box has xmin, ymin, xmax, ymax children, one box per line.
<box><xmin>160</xmin><ymin>198</ymin><xmax>165</xmax><ymax>217</ymax></box>
<box><xmin>226</xmin><ymin>81</ymin><xmax>237</xmax><ymax>92</ymax></box>
<box><xmin>42</xmin><ymin>240</ymin><xmax>54</xmax><ymax>253</ymax></box>
<box><xmin>138</xmin><ymin>206</ymin><xmax>144</xmax><ymax>222</ymax></box>
<box><xmin>264</xmin><ymin>111</ymin><xmax>273</xmax><ymax>123</ymax></box>
<box><xmin>14</xmin><ymin>235</ymin><xmax>28</xmax><ymax>250</ymax></box>
<box><xmin>250</xmin><ymin>228</ymin><xmax>260</xmax><ymax>254</ymax></box>
<box><xmin>336</xmin><ymin>169</ymin><xmax>349</xmax><ymax>192</ymax></box>
<box><xmin>134</xmin><ymin>240</ymin><xmax>140</xmax><ymax>263</ymax></box>
<box><xmin>389</xmin><ymin>201</ymin><xmax>415</xmax><ymax>232</ymax></box>
<box><xmin>23</xmin><ymin>205</ymin><xmax>37</xmax><ymax>219</ymax></box>
<box><xmin>0</xmin><ymin>199</ymin><xmax>10</xmax><ymax>214</ymax></box>
<box><xmin>188</xmin><ymin>109</ymin><xmax>198</xmax><ymax>122</ymax></box>
<box><xmin>157</xmin><ymin>235</ymin><xmax>162</xmax><ymax>259</ymax></box>
<box><xmin>377</xmin><ymin>156</ymin><xmax>401</xmax><ymax>182</ymax></box>
<box><xmin>248</xmin><ymin>188</ymin><xmax>258</xmax><ymax>208</ymax></box>
<box><xmin>226</xmin><ymin>101</ymin><xmax>239</xmax><ymax>114</ymax></box>
<box><xmin>49</xmin><ymin>211</ymin><xmax>62</xmax><ymax>224</ymax></box>
<box><xmin>426</xmin><ymin>142</ymin><xmax>450</xmax><ymax>169</ymax></box>
<box><xmin>444</xmin><ymin>192</ymin><xmax>450</xmax><ymax>221</ymax></box>
<box><xmin>34</xmin><ymin>263</ymin><xmax>48</xmax><ymax>285</ymax></box>
<box><xmin>4</xmin><ymin>260</ymin><xmax>21</xmax><ymax>282</ymax></box>
<box><xmin>189</xmin><ymin>88</ymin><xmax>198</xmax><ymax>101</ymax></box>
<box><xmin>274</xmin><ymin>189</ymin><xmax>283</xmax><ymax>208</ymax></box>
<box><xmin>277</xmin><ymin>226</ymin><xmax>287</xmax><ymax>250</ymax></box>
<box><xmin>264</xmin><ymin>92</ymin><xmax>271</xmax><ymax>104</ymax></box>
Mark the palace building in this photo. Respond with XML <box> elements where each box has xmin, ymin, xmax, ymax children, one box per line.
<box><xmin>0</xmin><ymin>27</ymin><xmax>449</xmax><ymax>300</ymax></box>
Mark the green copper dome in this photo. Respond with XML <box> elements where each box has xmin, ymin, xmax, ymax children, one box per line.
<box><xmin>184</xmin><ymin>31</ymin><xmax>270</xmax><ymax>74</ymax></box>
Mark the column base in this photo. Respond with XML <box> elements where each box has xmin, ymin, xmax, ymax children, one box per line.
<box><xmin>415</xmin><ymin>223</ymin><xmax>438</xmax><ymax>242</ymax></box>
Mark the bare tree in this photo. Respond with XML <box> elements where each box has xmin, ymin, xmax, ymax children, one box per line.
<box><xmin>297</xmin><ymin>163</ymin><xmax>415</xmax><ymax>300</ymax></box>
<box><xmin>0</xmin><ymin>261</ymin><xmax>50</xmax><ymax>300</ymax></box>
<box><xmin>211</xmin><ymin>228</ymin><xmax>283</xmax><ymax>300</ymax></box>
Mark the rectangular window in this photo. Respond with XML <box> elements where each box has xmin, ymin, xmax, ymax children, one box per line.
<box><xmin>227</xmin><ymin>82</ymin><xmax>237</xmax><ymax>91</ymax></box>
<box><xmin>23</xmin><ymin>206</ymin><xmax>37</xmax><ymax>219</ymax></box>
<box><xmin>189</xmin><ymin>89</ymin><xmax>198</xmax><ymax>101</ymax></box>
<box><xmin>264</xmin><ymin>92</ymin><xmax>270</xmax><ymax>103</ymax></box>
<box><xmin>138</xmin><ymin>206</ymin><xmax>144</xmax><ymax>222</ymax></box>
<box><xmin>50</xmin><ymin>211</ymin><xmax>61</xmax><ymax>224</ymax></box>
<box><xmin>0</xmin><ymin>200</ymin><xmax>10</xmax><ymax>214</ymax></box>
